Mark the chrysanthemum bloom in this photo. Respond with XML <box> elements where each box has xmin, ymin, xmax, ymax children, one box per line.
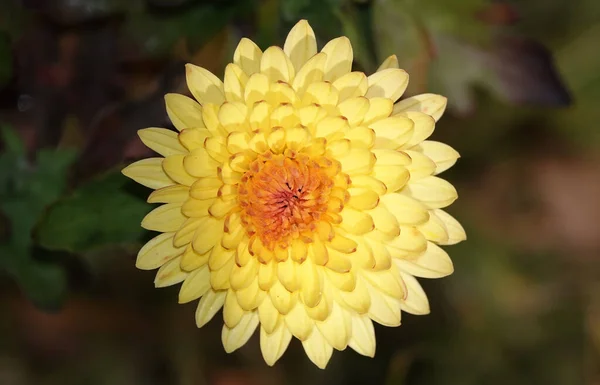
<box><xmin>122</xmin><ymin>20</ymin><xmax>465</xmax><ymax>368</ymax></box>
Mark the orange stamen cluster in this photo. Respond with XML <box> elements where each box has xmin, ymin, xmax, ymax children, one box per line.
<box><xmin>238</xmin><ymin>151</ymin><xmax>340</xmax><ymax>251</ymax></box>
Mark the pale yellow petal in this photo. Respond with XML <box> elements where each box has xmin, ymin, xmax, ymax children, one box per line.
<box><xmin>234</xmin><ymin>38</ymin><xmax>262</xmax><ymax>76</ymax></box>
<box><xmin>183</xmin><ymin>147</ymin><xmax>221</xmax><ymax>178</ymax></box>
<box><xmin>340</xmin><ymin>207</ymin><xmax>374</xmax><ymax>235</ymax></box>
<box><xmin>332</xmin><ymin>72</ymin><xmax>368</xmax><ymax>101</ymax></box>
<box><xmin>196</xmin><ymin>290</ymin><xmax>226</xmax><ymax>327</ymax></box>
<box><xmin>397</xmin><ymin>111</ymin><xmax>435</xmax><ymax>149</ymax></box>
<box><xmin>136</xmin><ymin>232</ymin><xmax>184</xmax><ymax>270</ymax></box>
<box><xmin>366</xmin><ymin>282</ymin><xmax>401</xmax><ymax>326</ymax></box>
<box><xmin>414</xmin><ymin>141</ymin><xmax>460</xmax><ymax>174</ymax></box>
<box><xmin>369</xmin><ymin>116</ymin><xmax>414</xmax><ymax>149</ymax></box>
<box><xmin>316</xmin><ymin>303</ymin><xmax>351</xmax><ymax>351</ymax></box>
<box><xmin>244</xmin><ymin>73</ymin><xmax>270</xmax><ymax>105</ymax></box>
<box><xmin>292</xmin><ymin>52</ymin><xmax>327</xmax><ymax>97</ymax></box>
<box><xmin>154</xmin><ymin>256</ymin><xmax>187</xmax><ymax>288</ymax></box>
<box><xmin>192</xmin><ymin>216</ymin><xmax>224</xmax><ymax>255</ymax></box>
<box><xmin>395</xmin><ymin>241</ymin><xmax>453</xmax><ymax>278</ymax></box>
<box><xmin>372</xmin><ymin>164</ymin><xmax>410</xmax><ymax>192</ymax></box>
<box><xmin>222</xmin><ymin>312</ymin><xmax>259</xmax><ymax>353</ymax></box>
<box><xmin>138</xmin><ymin>128</ymin><xmax>186</xmax><ymax>157</ymax></box>
<box><xmin>417</xmin><ymin>210</ymin><xmax>449</xmax><ymax>244</ymax></box>
<box><xmin>398</xmin><ymin>272</ymin><xmax>430</xmax><ymax>315</ymax></box>
<box><xmin>147</xmin><ymin>185</ymin><xmax>189</xmax><ymax>204</ymax></box>
<box><xmin>260</xmin><ymin>46</ymin><xmax>295</xmax><ymax>82</ymax></box>
<box><xmin>372</xmin><ymin>148</ymin><xmax>411</xmax><ymax>166</ymax></box>
<box><xmin>218</xmin><ymin>102</ymin><xmax>248</xmax><ymax>133</ymax></box>
<box><xmin>178</xmin><ymin>128</ymin><xmax>209</xmax><ymax>151</ymax></box>
<box><xmin>185</xmin><ymin>64</ymin><xmax>225</xmax><ymax>105</ymax></box>
<box><xmin>178</xmin><ymin>266</ymin><xmax>211</xmax><ymax>303</ymax></box>
<box><xmin>338</xmin><ymin>148</ymin><xmax>376</xmax><ymax>175</ymax></box>
<box><xmin>223</xmin><ymin>63</ymin><xmax>249</xmax><ymax>103</ymax></box>
<box><xmin>302</xmin><ymin>329</ymin><xmax>333</xmax><ymax>369</ymax></box>
<box><xmin>269</xmin><ymin>281</ymin><xmax>296</xmax><ymax>315</ymax></box>
<box><xmin>223</xmin><ymin>289</ymin><xmax>245</xmax><ymax>328</ymax></box>
<box><xmin>376</xmin><ymin>54</ymin><xmax>399</xmax><ymax>71</ymax></box>
<box><xmin>174</xmin><ymin>217</ymin><xmax>202</xmax><ymax>247</ymax></box>
<box><xmin>165</xmin><ymin>93</ymin><xmax>204</xmax><ymax>131</ymax></box>
<box><xmin>321</xmin><ymin>36</ymin><xmax>353</xmax><ymax>82</ymax></box>
<box><xmin>402</xmin><ymin>176</ymin><xmax>458</xmax><ymax>209</ymax></box>
<box><xmin>141</xmin><ymin>203</ymin><xmax>186</xmax><ymax>232</ymax></box>
<box><xmin>284</xmin><ymin>19</ymin><xmax>318</xmax><ymax>72</ymax></box>
<box><xmin>338</xmin><ymin>97</ymin><xmax>369</xmax><ymax>127</ymax></box>
<box><xmin>162</xmin><ymin>154</ymin><xmax>197</xmax><ymax>186</ymax></box>
<box><xmin>337</xmin><ymin>276</ymin><xmax>371</xmax><ymax>314</ymax></box>
<box><xmin>300</xmin><ymin>258</ymin><xmax>322</xmax><ymax>308</ymax></box>
<box><xmin>122</xmin><ymin>158</ymin><xmax>173</xmax><ymax>190</ymax></box>
<box><xmin>347</xmin><ymin>315</ymin><xmax>376</xmax><ymax>357</ymax></box>
<box><xmin>363</xmin><ymin>97</ymin><xmax>393</xmax><ymax>125</ymax></box>
<box><xmin>302</xmin><ymin>82</ymin><xmax>339</xmax><ymax>108</ymax></box>
<box><xmin>180</xmin><ymin>244</ymin><xmax>209</xmax><ymax>272</ymax></box>
<box><xmin>404</xmin><ymin>150</ymin><xmax>436</xmax><ymax>180</ymax></box>
<box><xmin>392</xmin><ymin>93</ymin><xmax>447</xmax><ymax>122</ymax></box>
<box><xmin>285</xmin><ymin>303</ymin><xmax>314</xmax><ymax>340</ymax></box>
<box><xmin>366</xmin><ymin>68</ymin><xmax>409</xmax><ymax>102</ymax></box>
<box><xmin>260</xmin><ymin>323</ymin><xmax>293</xmax><ymax>366</ymax></box>
<box><xmin>432</xmin><ymin>209</ymin><xmax>466</xmax><ymax>245</ymax></box>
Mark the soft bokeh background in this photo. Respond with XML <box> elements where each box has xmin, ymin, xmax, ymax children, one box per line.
<box><xmin>1</xmin><ymin>0</ymin><xmax>598</xmax><ymax>384</ymax></box>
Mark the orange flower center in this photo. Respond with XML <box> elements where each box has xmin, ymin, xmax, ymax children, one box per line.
<box><xmin>238</xmin><ymin>152</ymin><xmax>338</xmax><ymax>250</ymax></box>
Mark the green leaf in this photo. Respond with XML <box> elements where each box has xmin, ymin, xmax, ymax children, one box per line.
<box><xmin>36</xmin><ymin>171</ymin><xmax>152</xmax><ymax>253</ymax></box>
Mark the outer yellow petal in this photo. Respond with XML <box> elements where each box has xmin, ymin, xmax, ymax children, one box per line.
<box><xmin>316</xmin><ymin>303</ymin><xmax>351</xmax><ymax>351</ymax></box>
<box><xmin>260</xmin><ymin>323</ymin><xmax>293</xmax><ymax>366</ymax></box>
<box><xmin>136</xmin><ymin>232</ymin><xmax>184</xmax><ymax>270</ymax></box>
<box><xmin>285</xmin><ymin>303</ymin><xmax>314</xmax><ymax>340</ymax></box>
<box><xmin>165</xmin><ymin>93</ymin><xmax>204</xmax><ymax>131</ymax></box>
<box><xmin>398</xmin><ymin>272</ymin><xmax>430</xmax><ymax>315</ymax></box>
<box><xmin>178</xmin><ymin>266</ymin><xmax>211</xmax><ymax>303</ymax></box>
<box><xmin>397</xmin><ymin>111</ymin><xmax>435</xmax><ymax>149</ymax></box>
<box><xmin>369</xmin><ymin>116</ymin><xmax>414</xmax><ymax>150</ymax></box>
<box><xmin>332</xmin><ymin>72</ymin><xmax>368</xmax><ymax>101</ymax></box>
<box><xmin>321</xmin><ymin>36</ymin><xmax>353</xmax><ymax>82</ymax></box>
<box><xmin>292</xmin><ymin>52</ymin><xmax>327</xmax><ymax>97</ymax></box>
<box><xmin>141</xmin><ymin>203</ymin><xmax>186</xmax><ymax>232</ymax></box>
<box><xmin>233</xmin><ymin>37</ymin><xmax>262</xmax><ymax>76</ymax></box>
<box><xmin>366</xmin><ymin>282</ymin><xmax>401</xmax><ymax>326</ymax></box>
<box><xmin>223</xmin><ymin>289</ymin><xmax>245</xmax><ymax>328</ymax></box>
<box><xmin>392</xmin><ymin>93</ymin><xmax>447</xmax><ymax>122</ymax></box>
<box><xmin>196</xmin><ymin>290</ymin><xmax>226</xmax><ymax>327</ymax></box>
<box><xmin>222</xmin><ymin>312</ymin><xmax>259</xmax><ymax>353</ymax></box>
<box><xmin>178</xmin><ymin>128</ymin><xmax>209</xmax><ymax>151</ymax></box>
<box><xmin>302</xmin><ymin>329</ymin><xmax>334</xmax><ymax>369</ymax></box>
<box><xmin>147</xmin><ymin>185</ymin><xmax>189</xmax><ymax>204</ymax></box>
<box><xmin>284</xmin><ymin>19</ymin><xmax>318</xmax><ymax>72</ymax></box>
<box><xmin>163</xmin><ymin>155</ymin><xmax>197</xmax><ymax>186</ymax></box>
<box><xmin>376</xmin><ymin>54</ymin><xmax>399</xmax><ymax>71</ymax></box>
<box><xmin>260</xmin><ymin>46</ymin><xmax>295</xmax><ymax>82</ymax></box>
<box><xmin>185</xmin><ymin>64</ymin><xmax>225</xmax><ymax>106</ymax></box>
<box><xmin>395</xmin><ymin>241</ymin><xmax>454</xmax><ymax>278</ymax></box>
<box><xmin>154</xmin><ymin>256</ymin><xmax>187</xmax><ymax>288</ymax></box>
<box><xmin>363</xmin><ymin>97</ymin><xmax>393</xmax><ymax>125</ymax></box>
<box><xmin>338</xmin><ymin>97</ymin><xmax>369</xmax><ymax>127</ymax></box>
<box><xmin>192</xmin><ymin>216</ymin><xmax>224</xmax><ymax>255</ymax></box>
<box><xmin>244</xmin><ymin>73</ymin><xmax>270</xmax><ymax>105</ymax></box>
<box><xmin>372</xmin><ymin>164</ymin><xmax>410</xmax><ymax>192</ymax></box>
<box><xmin>432</xmin><ymin>209</ymin><xmax>466</xmax><ymax>245</ymax></box>
<box><xmin>402</xmin><ymin>176</ymin><xmax>458</xmax><ymax>209</ymax></box>
<box><xmin>380</xmin><ymin>194</ymin><xmax>429</xmax><ymax>225</ymax></box>
<box><xmin>414</xmin><ymin>141</ymin><xmax>460</xmax><ymax>175</ymax></box>
<box><xmin>366</xmin><ymin>68</ymin><xmax>409</xmax><ymax>102</ymax></box>
<box><xmin>404</xmin><ymin>150</ymin><xmax>437</xmax><ymax>180</ymax></box>
<box><xmin>223</xmin><ymin>63</ymin><xmax>248</xmax><ymax>103</ymax></box>
<box><xmin>122</xmin><ymin>158</ymin><xmax>173</xmax><ymax>190</ymax></box>
<box><xmin>348</xmin><ymin>315</ymin><xmax>376</xmax><ymax>357</ymax></box>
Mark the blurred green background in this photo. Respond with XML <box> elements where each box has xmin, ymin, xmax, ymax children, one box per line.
<box><xmin>0</xmin><ymin>0</ymin><xmax>598</xmax><ymax>384</ymax></box>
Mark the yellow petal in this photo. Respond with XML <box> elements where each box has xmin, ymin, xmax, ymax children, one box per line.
<box><xmin>136</xmin><ymin>232</ymin><xmax>184</xmax><ymax>270</ymax></box>
<box><xmin>417</xmin><ymin>210</ymin><xmax>449</xmax><ymax>243</ymax></box>
<box><xmin>122</xmin><ymin>158</ymin><xmax>173</xmax><ymax>189</ymax></box>
<box><xmin>315</xmin><ymin>116</ymin><xmax>348</xmax><ymax>140</ymax></box>
<box><xmin>397</xmin><ymin>111</ymin><xmax>435</xmax><ymax>149</ymax></box>
<box><xmin>432</xmin><ymin>209</ymin><xmax>466</xmax><ymax>245</ymax></box>
<box><xmin>277</xmin><ymin>257</ymin><xmax>300</xmax><ymax>292</ymax></box>
<box><xmin>162</xmin><ymin>155</ymin><xmax>197</xmax><ymax>186</ymax></box>
<box><xmin>208</xmin><ymin>197</ymin><xmax>237</xmax><ymax>218</ymax></box>
<box><xmin>223</xmin><ymin>289</ymin><xmax>245</xmax><ymax>328</ymax></box>
<box><xmin>218</xmin><ymin>102</ymin><xmax>248</xmax><ymax>134</ymax></box>
<box><xmin>236</xmin><ymin>279</ymin><xmax>264</xmax><ymax>313</ymax></box>
<box><xmin>183</xmin><ymin>147</ymin><xmax>221</xmax><ymax>178</ymax></box>
<box><xmin>366</xmin><ymin>282</ymin><xmax>401</xmax><ymax>326</ymax></box>
<box><xmin>260</xmin><ymin>323</ymin><xmax>292</xmax><ymax>366</ymax></box>
<box><xmin>233</xmin><ymin>37</ymin><xmax>262</xmax><ymax>76</ymax></box>
<box><xmin>321</xmin><ymin>36</ymin><xmax>353</xmax><ymax>82</ymax></box>
<box><xmin>363</xmin><ymin>266</ymin><xmax>405</xmax><ymax>300</ymax></box>
<box><xmin>154</xmin><ymin>256</ymin><xmax>187</xmax><ymax>288</ymax></box>
<box><xmin>338</xmin><ymin>148</ymin><xmax>376</xmax><ymax>175</ymax></box>
<box><xmin>147</xmin><ymin>185</ymin><xmax>189</xmax><ymax>204</ymax></box>
<box><xmin>181</xmin><ymin>196</ymin><xmax>211</xmax><ymax>217</ymax></box>
<box><xmin>302</xmin><ymin>329</ymin><xmax>333</xmax><ymax>369</ymax></box>
<box><xmin>396</xmin><ymin>241</ymin><xmax>454</xmax><ymax>278</ymax></box>
<box><xmin>223</xmin><ymin>63</ymin><xmax>249</xmax><ymax>103</ymax></box>
<box><xmin>189</xmin><ymin>177</ymin><xmax>221</xmax><ymax>200</ymax></box>
<box><xmin>292</xmin><ymin>52</ymin><xmax>327</xmax><ymax>97</ymax></box>
<box><xmin>180</xmin><ymin>244</ymin><xmax>210</xmax><ymax>272</ymax></box>
<box><xmin>338</xmin><ymin>97</ymin><xmax>369</xmax><ymax>127</ymax></box>
<box><xmin>141</xmin><ymin>203</ymin><xmax>185</xmax><ymax>232</ymax></box>
<box><xmin>369</xmin><ymin>116</ymin><xmax>414</xmax><ymax>149</ymax></box>
<box><xmin>174</xmin><ymin>217</ymin><xmax>202</xmax><ymax>247</ymax></box>
<box><xmin>347</xmin><ymin>315</ymin><xmax>376</xmax><ymax>357</ymax></box>
<box><xmin>300</xmin><ymin>258</ymin><xmax>322</xmax><ymax>308</ymax></box>
<box><xmin>403</xmin><ymin>176</ymin><xmax>458</xmax><ymax>209</ymax></box>
<box><xmin>201</xmin><ymin>103</ymin><xmax>224</xmax><ymax>136</ymax></box>
<box><xmin>210</xmin><ymin>256</ymin><xmax>234</xmax><ymax>291</ymax></box>
<box><xmin>185</xmin><ymin>64</ymin><xmax>225</xmax><ymax>105</ymax></box>
<box><xmin>414</xmin><ymin>141</ymin><xmax>460</xmax><ymax>174</ymax></box>
<box><xmin>398</xmin><ymin>272</ymin><xmax>430</xmax><ymax>315</ymax></box>
<box><xmin>325</xmin><ymin>268</ymin><xmax>355</xmax><ymax>291</ymax></box>
<box><xmin>196</xmin><ymin>290</ymin><xmax>226</xmax><ymax>327</ymax></box>
<box><xmin>372</xmin><ymin>148</ymin><xmax>411</xmax><ymax>166</ymax></box>
<box><xmin>165</xmin><ymin>93</ymin><xmax>205</xmax><ymax>131</ymax></box>
<box><xmin>222</xmin><ymin>311</ymin><xmax>259</xmax><ymax>353</ymax></box>
<box><xmin>368</xmin><ymin>205</ymin><xmax>400</xmax><ymax>238</ymax></box>
<box><xmin>285</xmin><ymin>303</ymin><xmax>314</xmax><ymax>340</ymax></box>
<box><xmin>208</xmin><ymin>241</ymin><xmax>235</xmax><ymax>270</ymax></box>
<box><xmin>377</xmin><ymin>54</ymin><xmax>399</xmax><ymax>71</ymax></box>
<box><xmin>347</xmin><ymin>187</ymin><xmax>380</xmax><ymax>210</ymax></box>
<box><xmin>338</xmin><ymin>276</ymin><xmax>371</xmax><ymax>314</ymax></box>
<box><xmin>372</xmin><ymin>164</ymin><xmax>410</xmax><ymax>192</ymax></box>
<box><xmin>380</xmin><ymin>193</ymin><xmax>430</xmax><ymax>225</ymax></box>
<box><xmin>258</xmin><ymin>296</ymin><xmax>280</xmax><ymax>334</ymax></box>
<box><xmin>138</xmin><ymin>128</ymin><xmax>186</xmax><ymax>157</ymax></box>
<box><xmin>404</xmin><ymin>150</ymin><xmax>436</xmax><ymax>180</ymax></box>
<box><xmin>271</xmin><ymin>104</ymin><xmax>299</xmax><ymax>129</ymax></box>
<box><xmin>340</xmin><ymin>207</ymin><xmax>374</xmax><ymax>235</ymax></box>
<box><xmin>366</xmin><ymin>68</ymin><xmax>409</xmax><ymax>102</ymax></box>
<box><xmin>392</xmin><ymin>93</ymin><xmax>447</xmax><ymax>122</ymax></box>
<box><xmin>345</xmin><ymin>126</ymin><xmax>375</xmax><ymax>148</ymax></box>
<box><xmin>178</xmin><ymin>266</ymin><xmax>211</xmax><ymax>303</ymax></box>
<box><xmin>316</xmin><ymin>303</ymin><xmax>351</xmax><ymax>351</ymax></box>
<box><xmin>332</xmin><ymin>72</ymin><xmax>368</xmax><ymax>101</ymax></box>
<box><xmin>260</xmin><ymin>46</ymin><xmax>295</xmax><ymax>82</ymax></box>
<box><xmin>192</xmin><ymin>216</ymin><xmax>224</xmax><ymax>255</ymax></box>
<box><xmin>269</xmin><ymin>281</ymin><xmax>296</xmax><ymax>315</ymax></box>
<box><xmin>178</xmin><ymin>128</ymin><xmax>209</xmax><ymax>151</ymax></box>
<box><xmin>363</xmin><ymin>97</ymin><xmax>393</xmax><ymax>125</ymax></box>
<box><xmin>386</xmin><ymin>226</ymin><xmax>427</xmax><ymax>255</ymax></box>
<box><xmin>244</xmin><ymin>73</ymin><xmax>270</xmax><ymax>105</ymax></box>
<box><xmin>284</xmin><ymin>19</ymin><xmax>318</xmax><ymax>72</ymax></box>
<box><xmin>302</xmin><ymin>82</ymin><xmax>339</xmax><ymax>108</ymax></box>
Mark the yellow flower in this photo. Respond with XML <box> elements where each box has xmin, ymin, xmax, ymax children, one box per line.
<box><xmin>122</xmin><ymin>20</ymin><xmax>465</xmax><ymax>369</ymax></box>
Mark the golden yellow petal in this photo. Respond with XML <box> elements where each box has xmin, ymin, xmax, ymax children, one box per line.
<box><xmin>174</xmin><ymin>217</ymin><xmax>203</xmax><ymax>247</ymax></box>
<box><xmin>284</xmin><ymin>19</ymin><xmax>318</xmax><ymax>72</ymax></box>
<box><xmin>192</xmin><ymin>216</ymin><xmax>224</xmax><ymax>255</ymax></box>
<box><xmin>138</xmin><ymin>128</ymin><xmax>186</xmax><ymax>157</ymax></box>
<box><xmin>260</xmin><ymin>323</ymin><xmax>293</xmax><ymax>367</ymax></box>
<box><xmin>185</xmin><ymin>64</ymin><xmax>225</xmax><ymax>105</ymax></box>
<box><xmin>376</xmin><ymin>54</ymin><xmax>399</xmax><ymax>71</ymax></box>
<box><xmin>221</xmin><ymin>311</ymin><xmax>259</xmax><ymax>353</ymax></box>
<box><xmin>302</xmin><ymin>329</ymin><xmax>334</xmax><ymax>369</ymax></box>
<box><xmin>183</xmin><ymin>147</ymin><xmax>221</xmax><ymax>178</ymax></box>
<box><xmin>178</xmin><ymin>266</ymin><xmax>211</xmax><ymax>303</ymax></box>
<box><xmin>154</xmin><ymin>256</ymin><xmax>187</xmax><ymax>288</ymax></box>
<box><xmin>208</xmin><ymin>241</ymin><xmax>235</xmax><ymax>271</ymax></box>
<box><xmin>260</xmin><ymin>46</ymin><xmax>295</xmax><ymax>82</ymax></box>
<box><xmin>181</xmin><ymin>197</ymin><xmax>212</xmax><ymax>217</ymax></box>
<box><xmin>223</xmin><ymin>63</ymin><xmax>249</xmax><ymax>103</ymax></box>
<box><xmin>414</xmin><ymin>141</ymin><xmax>460</xmax><ymax>175</ymax></box>
<box><xmin>398</xmin><ymin>272</ymin><xmax>430</xmax><ymax>315</ymax></box>
<box><xmin>181</xmin><ymin>244</ymin><xmax>210</xmax><ymax>272</ymax></box>
<box><xmin>147</xmin><ymin>184</ymin><xmax>189</xmax><ymax>204</ymax></box>
<box><xmin>165</xmin><ymin>93</ymin><xmax>204</xmax><ymax>131</ymax></box>
<box><xmin>189</xmin><ymin>177</ymin><xmax>221</xmax><ymax>200</ymax></box>
<box><xmin>347</xmin><ymin>315</ymin><xmax>376</xmax><ymax>357</ymax></box>
<box><xmin>392</xmin><ymin>93</ymin><xmax>447</xmax><ymax>122</ymax></box>
<box><xmin>332</xmin><ymin>72</ymin><xmax>368</xmax><ymax>101</ymax></box>
<box><xmin>163</xmin><ymin>154</ymin><xmax>197</xmax><ymax>186</ymax></box>
<box><xmin>136</xmin><ymin>232</ymin><xmax>184</xmax><ymax>270</ymax></box>
<box><xmin>196</xmin><ymin>289</ymin><xmax>226</xmax><ymax>327</ymax></box>
<box><xmin>210</xmin><ymin>257</ymin><xmax>234</xmax><ymax>290</ymax></box>
<box><xmin>178</xmin><ymin>128</ymin><xmax>209</xmax><ymax>151</ymax></box>
<box><xmin>321</xmin><ymin>36</ymin><xmax>353</xmax><ymax>82</ymax></box>
<box><xmin>122</xmin><ymin>158</ymin><xmax>173</xmax><ymax>190</ymax></box>
<box><xmin>233</xmin><ymin>37</ymin><xmax>262</xmax><ymax>76</ymax></box>
<box><xmin>141</xmin><ymin>203</ymin><xmax>186</xmax><ymax>232</ymax></box>
<box><xmin>366</xmin><ymin>68</ymin><xmax>409</xmax><ymax>103</ymax></box>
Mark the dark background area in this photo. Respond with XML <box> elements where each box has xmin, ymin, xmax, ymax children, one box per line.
<box><xmin>1</xmin><ymin>0</ymin><xmax>598</xmax><ymax>384</ymax></box>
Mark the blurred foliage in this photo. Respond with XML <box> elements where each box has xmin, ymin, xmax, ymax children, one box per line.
<box><xmin>0</xmin><ymin>0</ymin><xmax>599</xmax><ymax>384</ymax></box>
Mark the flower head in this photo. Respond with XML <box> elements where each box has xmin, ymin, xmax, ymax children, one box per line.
<box><xmin>122</xmin><ymin>20</ymin><xmax>465</xmax><ymax>369</ymax></box>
